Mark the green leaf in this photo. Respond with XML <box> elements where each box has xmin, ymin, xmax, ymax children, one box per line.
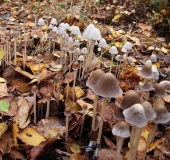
<box><xmin>0</xmin><ymin>100</ymin><xmax>10</xmax><ymax>113</ymax></box>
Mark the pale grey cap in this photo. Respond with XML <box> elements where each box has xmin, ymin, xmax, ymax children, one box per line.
<box><xmin>98</xmin><ymin>38</ymin><xmax>107</xmax><ymax>48</ymax></box>
<box><xmin>93</xmin><ymin>73</ymin><xmax>123</xmax><ymax>98</ymax></box>
<box><xmin>141</xmin><ymin>101</ymin><xmax>156</xmax><ymax>120</ymax></box>
<box><xmin>89</xmin><ymin>28</ymin><xmax>102</xmax><ymax>41</ymax></box>
<box><xmin>71</xmin><ymin>26</ymin><xmax>81</xmax><ymax>35</ymax></box>
<box><xmin>154</xmin><ymin>83</ymin><xmax>167</xmax><ymax>97</ymax></box>
<box><xmin>150</xmin><ymin>54</ymin><xmax>157</xmax><ymax>63</ymax></box>
<box><xmin>109</xmin><ymin>46</ymin><xmax>118</xmax><ymax>55</ymax></box>
<box><xmin>123</xmin><ymin>103</ymin><xmax>148</xmax><ymax>128</ymax></box>
<box><xmin>37</xmin><ymin>18</ymin><xmax>45</xmax><ymax>26</ymax></box>
<box><xmin>112</xmin><ymin>121</ymin><xmax>130</xmax><ymax>138</ymax></box>
<box><xmin>50</xmin><ymin>18</ymin><xmax>57</xmax><ymax>25</ymax></box>
<box><xmin>140</xmin><ymin>81</ymin><xmax>154</xmax><ymax>91</ymax></box>
<box><xmin>83</xmin><ymin>24</ymin><xmax>95</xmax><ymax>39</ymax></box>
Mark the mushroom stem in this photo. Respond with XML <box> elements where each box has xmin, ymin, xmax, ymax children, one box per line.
<box><xmin>80</xmin><ymin>106</ymin><xmax>87</xmax><ymax>137</ymax></box>
<box><xmin>116</xmin><ymin>136</ymin><xmax>124</xmax><ymax>160</ymax></box>
<box><xmin>66</xmin><ymin>81</ymin><xmax>69</xmax><ymax>99</ymax></box>
<box><xmin>109</xmin><ymin>54</ymin><xmax>114</xmax><ymax>73</ymax></box>
<box><xmin>124</xmin><ymin>52</ymin><xmax>128</xmax><ymax>68</ymax></box>
<box><xmin>132</xmin><ymin>127</ymin><xmax>142</xmax><ymax>160</ymax></box>
<box><xmin>97</xmin><ymin>97</ymin><xmax>107</xmax><ymax>145</ymax></box>
<box><xmin>72</xmin><ymin>70</ymin><xmax>77</xmax><ymax>102</ymax></box>
<box><xmin>69</xmin><ymin>53</ymin><xmax>72</xmax><ymax>72</ymax></box>
<box><xmin>14</xmin><ymin>39</ymin><xmax>17</xmax><ymax>65</ymax></box>
<box><xmin>46</xmin><ymin>99</ymin><xmax>50</xmax><ymax>118</ymax></box>
<box><xmin>116</xmin><ymin>61</ymin><xmax>121</xmax><ymax>78</ymax></box>
<box><xmin>78</xmin><ymin>63</ymin><xmax>81</xmax><ymax>81</ymax></box>
<box><xmin>33</xmin><ymin>91</ymin><xmax>37</xmax><ymax>124</ymax></box>
<box><xmin>65</xmin><ymin>115</ymin><xmax>69</xmax><ymax>143</ymax></box>
<box><xmin>142</xmin><ymin>123</ymin><xmax>158</xmax><ymax>160</ymax></box>
<box><xmin>92</xmin><ymin>94</ymin><xmax>98</xmax><ymax>131</ymax></box>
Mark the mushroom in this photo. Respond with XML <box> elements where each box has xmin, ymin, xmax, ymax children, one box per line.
<box><xmin>98</xmin><ymin>38</ymin><xmax>107</xmax><ymax>66</ymax></box>
<box><xmin>92</xmin><ymin>73</ymin><xmax>123</xmax><ymax>157</ymax></box>
<box><xmin>112</xmin><ymin>121</ymin><xmax>130</xmax><ymax>160</ymax></box>
<box><xmin>65</xmin><ymin>72</ymin><xmax>72</xmax><ymax>99</ymax></box>
<box><xmin>78</xmin><ymin>55</ymin><xmax>84</xmax><ymax>80</ymax></box>
<box><xmin>109</xmin><ymin>46</ymin><xmax>118</xmax><ymax>73</ymax></box>
<box><xmin>115</xmin><ymin>54</ymin><xmax>125</xmax><ymax>78</ymax></box>
<box><xmin>113</xmin><ymin>107</ymin><xmax>125</xmax><ymax>121</ymax></box>
<box><xmin>46</xmin><ymin>93</ymin><xmax>52</xmax><ymax>118</ymax></box>
<box><xmin>142</xmin><ymin>105</ymin><xmax>170</xmax><ymax>160</ymax></box>
<box><xmin>123</xmin><ymin>103</ymin><xmax>147</xmax><ymax>160</ymax></box>
<box><xmin>32</xmin><ymin>85</ymin><xmax>38</xmax><ymax>124</ymax></box>
<box><xmin>72</xmin><ymin>61</ymin><xmax>79</xmax><ymax>101</ymax></box>
<box><xmin>80</xmin><ymin>104</ymin><xmax>87</xmax><ymax>137</ymax></box>
<box><xmin>64</xmin><ymin>107</ymin><xmax>71</xmax><ymax>143</ymax></box>
<box><xmin>150</xmin><ymin>54</ymin><xmax>157</xmax><ymax>63</ymax></box>
<box><xmin>86</xmin><ymin>69</ymin><xmax>105</xmax><ymax>132</ymax></box>
<box><xmin>50</xmin><ymin>18</ymin><xmax>57</xmax><ymax>26</ymax></box>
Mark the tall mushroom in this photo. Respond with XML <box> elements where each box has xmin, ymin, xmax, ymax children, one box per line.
<box><xmin>92</xmin><ymin>73</ymin><xmax>123</xmax><ymax>157</ymax></box>
<box><xmin>32</xmin><ymin>85</ymin><xmax>38</xmax><ymax>124</ymax></box>
<box><xmin>64</xmin><ymin>107</ymin><xmax>71</xmax><ymax>143</ymax></box>
<box><xmin>109</xmin><ymin>46</ymin><xmax>118</xmax><ymax>73</ymax></box>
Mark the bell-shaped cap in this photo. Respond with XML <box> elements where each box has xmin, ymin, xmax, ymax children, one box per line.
<box><xmin>152</xmin><ymin>105</ymin><xmax>170</xmax><ymax>124</ymax></box>
<box><xmin>115</xmin><ymin>55</ymin><xmax>125</xmax><ymax>61</ymax></box>
<box><xmin>154</xmin><ymin>83</ymin><xmax>167</xmax><ymax>97</ymax></box>
<box><xmin>93</xmin><ymin>73</ymin><xmax>123</xmax><ymax>98</ymax></box>
<box><xmin>138</xmin><ymin>63</ymin><xmax>154</xmax><ymax>79</ymax></box>
<box><xmin>50</xmin><ymin>18</ymin><xmax>57</xmax><ymax>25</ymax></box>
<box><xmin>123</xmin><ymin>103</ymin><xmax>148</xmax><ymax>128</ymax></box>
<box><xmin>98</xmin><ymin>38</ymin><xmax>107</xmax><ymax>48</ymax></box>
<box><xmin>123</xmin><ymin>42</ymin><xmax>132</xmax><ymax>50</ymax></box>
<box><xmin>68</xmin><ymin>37</ymin><xmax>74</xmax><ymax>45</ymax></box>
<box><xmin>81</xmin><ymin>47</ymin><xmax>88</xmax><ymax>54</ymax></box>
<box><xmin>109</xmin><ymin>46</ymin><xmax>118</xmax><ymax>55</ymax></box>
<box><xmin>74</xmin><ymin>40</ymin><xmax>80</xmax><ymax>46</ymax></box>
<box><xmin>52</xmin><ymin>26</ymin><xmax>58</xmax><ymax>32</ymax></box>
<box><xmin>89</xmin><ymin>28</ymin><xmax>102</xmax><ymax>41</ymax></box>
<box><xmin>64</xmin><ymin>107</ymin><xmax>71</xmax><ymax>116</ymax></box>
<box><xmin>58</xmin><ymin>27</ymin><xmax>66</xmax><ymax>35</ymax></box>
<box><xmin>71</xmin><ymin>26</ymin><xmax>81</xmax><ymax>35</ymax></box>
<box><xmin>120</xmin><ymin>90</ymin><xmax>140</xmax><ymax>110</ymax></box>
<box><xmin>141</xmin><ymin>101</ymin><xmax>156</xmax><ymax>120</ymax></box>
<box><xmin>37</xmin><ymin>18</ymin><xmax>45</xmax><ymax>26</ymax></box>
<box><xmin>112</xmin><ymin>121</ymin><xmax>130</xmax><ymax>138</ymax></box>
<box><xmin>48</xmin><ymin>24</ymin><xmax>54</xmax><ymax>30</ymax></box>
<box><xmin>83</xmin><ymin>24</ymin><xmax>95</xmax><ymax>39</ymax></box>
<box><xmin>140</xmin><ymin>81</ymin><xmax>154</xmax><ymax>92</ymax></box>
<box><xmin>150</xmin><ymin>54</ymin><xmax>157</xmax><ymax>63</ymax></box>
<box><xmin>78</xmin><ymin>55</ymin><xmax>84</xmax><ymax>62</ymax></box>
<box><xmin>113</xmin><ymin>107</ymin><xmax>125</xmax><ymax>120</ymax></box>
<box><xmin>72</xmin><ymin>61</ymin><xmax>79</xmax><ymax>70</ymax></box>
<box><xmin>86</xmin><ymin>69</ymin><xmax>105</xmax><ymax>89</ymax></box>
<box><xmin>64</xmin><ymin>23</ymin><xmax>70</xmax><ymax>29</ymax></box>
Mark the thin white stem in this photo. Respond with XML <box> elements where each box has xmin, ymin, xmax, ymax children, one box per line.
<box><xmin>65</xmin><ymin>116</ymin><xmax>69</xmax><ymax>142</ymax></box>
<box><xmin>116</xmin><ymin>136</ymin><xmax>124</xmax><ymax>160</ymax></box>
<box><xmin>72</xmin><ymin>70</ymin><xmax>77</xmax><ymax>102</ymax></box>
<box><xmin>92</xmin><ymin>94</ymin><xmax>98</xmax><ymax>131</ymax></box>
<box><xmin>109</xmin><ymin>54</ymin><xmax>114</xmax><ymax>73</ymax></box>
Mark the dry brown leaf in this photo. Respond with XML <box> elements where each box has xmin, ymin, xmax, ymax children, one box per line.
<box><xmin>15</xmin><ymin>67</ymin><xmax>35</xmax><ymax>79</ymax></box>
<box><xmin>13</xmin><ymin>97</ymin><xmax>31</xmax><ymax>129</ymax></box>
<box><xmin>9</xmin><ymin>149</ymin><xmax>26</xmax><ymax>160</ymax></box>
<box><xmin>12</xmin><ymin>80</ymin><xmax>31</xmax><ymax>93</ymax></box>
<box><xmin>36</xmin><ymin>117</ymin><xmax>66</xmax><ymax>138</ymax></box>
<box><xmin>0</xmin><ymin>83</ymin><xmax>8</xmax><ymax>98</ymax></box>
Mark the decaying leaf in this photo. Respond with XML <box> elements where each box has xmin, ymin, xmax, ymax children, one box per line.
<box><xmin>65</xmin><ymin>98</ymin><xmax>82</xmax><ymax>112</ymax></box>
<box><xmin>13</xmin><ymin>97</ymin><xmax>31</xmax><ymax>129</ymax></box>
<box><xmin>0</xmin><ymin>123</ymin><xmax>8</xmax><ymax>137</ymax></box>
<box><xmin>12</xmin><ymin>123</ymin><xmax>19</xmax><ymax>145</ymax></box>
<box><xmin>0</xmin><ymin>100</ymin><xmax>10</xmax><ymax>113</ymax></box>
<box><xmin>36</xmin><ymin>117</ymin><xmax>66</xmax><ymax>138</ymax></box>
<box><xmin>17</xmin><ymin>127</ymin><xmax>46</xmax><ymax>146</ymax></box>
<box><xmin>15</xmin><ymin>67</ymin><xmax>35</xmax><ymax>79</ymax></box>
<box><xmin>0</xmin><ymin>83</ymin><xmax>8</xmax><ymax>98</ymax></box>
<box><xmin>70</xmin><ymin>153</ymin><xmax>84</xmax><ymax>160</ymax></box>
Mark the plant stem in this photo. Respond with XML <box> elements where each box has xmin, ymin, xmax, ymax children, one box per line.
<box><xmin>34</xmin><ymin>92</ymin><xmax>36</xmax><ymax>124</ymax></box>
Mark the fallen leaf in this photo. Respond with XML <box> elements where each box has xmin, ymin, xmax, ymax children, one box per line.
<box><xmin>0</xmin><ymin>83</ymin><xmax>8</xmax><ymax>98</ymax></box>
<box><xmin>65</xmin><ymin>98</ymin><xmax>82</xmax><ymax>112</ymax></box>
<box><xmin>75</xmin><ymin>86</ymin><xmax>84</xmax><ymax>99</ymax></box>
<box><xmin>138</xmin><ymin>137</ymin><xmax>146</xmax><ymax>151</ymax></box>
<box><xmin>70</xmin><ymin>153</ymin><xmax>84</xmax><ymax>160</ymax></box>
<box><xmin>17</xmin><ymin>127</ymin><xmax>46</xmax><ymax>146</ymax></box>
<box><xmin>0</xmin><ymin>123</ymin><xmax>8</xmax><ymax>137</ymax></box>
<box><xmin>15</xmin><ymin>67</ymin><xmax>35</xmax><ymax>79</ymax></box>
<box><xmin>70</xmin><ymin>143</ymin><xmax>81</xmax><ymax>154</ymax></box>
<box><xmin>0</xmin><ymin>47</ymin><xmax>5</xmax><ymax>60</ymax></box>
<box><xmin>12</xmin><ymin>123</ymin><xmax>19</xmax><ymax>145</ymax></box>
<box><xmin>147</xmin><ymin>138</ymin><xmax>164</xmax><ymax>152</ymax></box>
<box><xmin>0</xmin><ymin>100</ymin><xmax>10</xmax><ymax>113</ymax></box>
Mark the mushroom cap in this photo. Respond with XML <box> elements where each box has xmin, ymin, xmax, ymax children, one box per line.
<box><xmin>98</xmin><ymin>38</ymin><xmax>107</xmax><ymax>48</ymax></box>
<box><xmin>83</xmin><ymin>104</ymin><xmax>88</xmax><ymax>110</ymax></box>
<box><xmin>93</xmin><ymin>73</ymin><xmax>123</xmax><ymax>98</ymax></box>
<box><xmin>97</xmin><ymin>47</ymin><xmax>101</xmax><ymax>52</ymax></box>
<box><xmin>52</xmin><ymin>26</ymin><xmax>58</xmax><ymax>32</ymax></box>
<box><xmin>115</xmin><ymin>55</ymin><xmax>125</xmax><ymax>61</ymax></box>
<box><xmin>157</xmin><ymin>53</ymin><xmax>164</xmax><ymax>60</ymax></box>
<box><xmin>150</xmin><ymin>54</ymin><xmax>157</xmax><ymax>63</ymax></box>
<box><xmin>86</xmin><ymin>69</ymin><xmax>105</xmax><ymax>89</ymax></box>
<box><xmin>48</xmin><ymin>24</ymin><xmax>54</xmax><ymax>30</ymax></box>
<box><xmin>68</xmin><ymin>47</ymin><xmax>76</xmax><ymax>53</ymax></box>
<box><xmin>120</xmin><ymin>90</ymin><xmax>141</xmax><ymax>110</ymax></box>
<box><xmin>76</xmin><ymin>48</ymin><xmax>81</xmax><ymax>54</ymax></box>
<box><xmin>83</xmin><ymin>24</ymin><xmax>95</xmax><ymax>39</ymax></box>
<box><xmin>72</xmin><ymin>61</ymin><xmax>79</xmax><ymax>70</ymax></box>
<box><xmin>37</xmin><ymin>18</ymin><xmax>45</xmax><ymax>26</ymax></box>
<box><xmin>89</xmin><ymin>28</ymin><xmax>102</xmax><ymax>41</ymax></box>
<box><xmin>46</xmin><ymin>93</ymin><xmax>52</xmax><ymax>100</ymax></box>
<box><xmin>74</xmin><ymin>40</ymin><xmax>80</xmax><ymax>46</ymax></box>
<box><xmin>50</xmin><ymin>18</ymin><xmax>57</xmax><ymax>25</ymax></box>
<box><xmin>140</xmin><ymin>81</ymin><xmax>154</xmax><ymax>92</ymax></box>
<box><xmin>78</xmin><ymin>55</ymin><xmax>84</xmax><ymax>62</ymax></box>
<box><xmin>141</xmin><ymin>101</ymin><xmax>156</xmax><ymax>120</ymax></box>
<box><xmin>152</xmin><ymin>67</ymin><xmax>159</xmax><ymax>80</ymax></box>
<box><xmin>71</xmin><ymin>26</ymin><xmax>81</xmax><ymax>35</ymax></box>
<box><xmin>68</xmin><ymin>37</ymin><xmax>74</xmax><ymax>45</ymax></box>
<box><xmin>123</xmin><ymin>42</ymin><xmax>132</xmax><ymax>50</ymax></box>
<box><xmin>64</xmin><ymin>23</ymin><xmax>70</xmax><ymax>29</ymax></box>
<box><xmin>138</xmin><ymin>63</ymin><xmax>154</xmax><ymax>79</ymax></box>
<box><xmin>113</xmin><ymin>107</ymin><xmax>125</xmax><ymax>120</ymax></box>
<box><xmin>64</xmin><ymin>107</ymin><xmax>71</xmax><ymax>116</ymax></box>
<box><xmin>32</xmin><ymin>85</ymin><xmax>38</xmax><ymax>93</ymax></box>
<box><xmin>154</xmin><ymin>83</ymin><xmax>167</xmax><ymax>97</ymax></box>
<box><xmin>81</xmin><ymin>47</ymin><xmax>88</xmax><ymax>54</ymax></box>
<box><xmin>112</xmin><ymin>121</ymin><xmax>130</xmax><ymax>138</ymax></box>
<box><xmin>123</xmin><ymin>103</ymin><xmax>148</xmax><ymax>128</ymax></box>
<box><xmin>58</xmin><ymin>27</ymin><xmax>66</xmax><ymax>35</ymax></box>
<box><xmin>36</xmin><ymin>54</ymin><xmax>43</xmax><ymax>62</ymax></box>
<box><xmin>109</xmin><ymin>46</ymin><xmax>118</xmax><ymax>55</ymax></box>
<box><xmin>152</xmin><ymin>105</ymin><xmax>170</xmax><ymax>124</ymax></box>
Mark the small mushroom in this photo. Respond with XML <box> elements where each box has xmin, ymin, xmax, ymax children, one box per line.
<box><xmin>112</xmin><ymin>121</ymin><xmax>130</xmax><ymax>160</ymax></box>
<box><xmin>32</xmin><ymin>85</ymin><xmax>38</xmax><ymax>124</ymax></box>
<box><xmin>46</xmin><ymin>93</ymin><xmax>52</xmax><ymax>118</ymax></box>
<box><xmin>109</xmin><ymin>46</ymin><xmax>118</xmax><ymax>73</ymax></box>
<box><xmin>64</xmin><ymin>107</ymin><xmax>71</xmax><ymax>143</ymax></box>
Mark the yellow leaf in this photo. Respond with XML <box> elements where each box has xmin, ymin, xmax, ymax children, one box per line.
<box><xmin>75</xmin><ymin>86</ymin><xmax>84</xmax><ymax>99</ymax></box>
<box><xmin>161</xmin><ymin>47</ymin><xmax>169</xmax><ymax>54</ymax></box>
<box><xmin>147</xmin><ymin>139</ymin><xmax>164</xmax><ymax>152</ymax></box>
<box><xmin>12</xmin><ymin>123</ymin><xmax>19</xmax><ymax>145</ymax></box>
<box><xmin>70</xmin><ymin>153</ymin><xmax>84</xmax><ymax>160</ymax></box>
<box><xmin>141</xmin><ymin>129</ymin><xmax>149</xmax><ymax>140</ymax></box>
<box><xmin>112</xmin><ymin>14</ymin><xmax>121</xmax><ymax>22</ymax></box>
<box><xmin>138</xmin><ymin>137</ymin><xmax>146</xmax><ymax>151</ymax></box>
<box><xmin>115</xmin><ymin>42</ymin><xmax>123</xmax><ymax>48</ymax></box>
<box><xmin>0</xmin><ymin>47</ymin><xmax>5</xmax><ymax>60</ymax></box>
<box><xmin>17</xmin><ymin>127</ymin><xmax>46</xmax><ymax>146</ymax></box>
<box><xmin>163</xmin><ymin>96</ymin><xmax>170</xmax><ymax>103</ymax></box>
<box><xmin>70</xmin><ymin>143</ymin><xmax>81</xmax><ymax>154</ymax></box>
<box><xmin>124</xmin><ymin>151</ymin><xmax>129</xmax><ymax>159</ymax></box>
<box><xmin>153</xmin><ymin>62</ymin><xmax>161</xmax><ymax>69</ymax></box>
<box><xmin>0</xmin><ymin>122</ymin><xmax>8</xmax><ymax>137</ymax></box>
